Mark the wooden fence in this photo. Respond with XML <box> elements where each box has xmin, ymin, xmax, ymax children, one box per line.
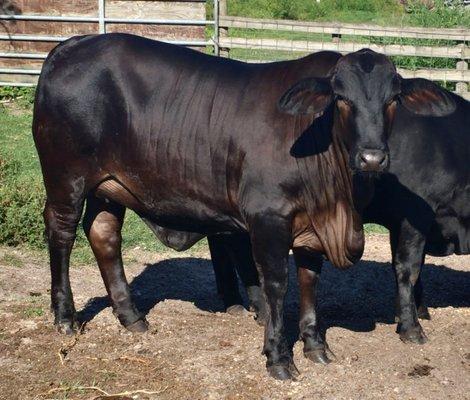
<box><xmin>217</xmin><ymin>1</ymin><xmax>470</xmax><ymax>99</ymax></box>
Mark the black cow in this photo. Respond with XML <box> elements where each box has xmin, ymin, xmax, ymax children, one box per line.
<box><xmin>210</xmin><ymin>84</ymin><xmax>469</xmax><ymax>348</ymax></box>
<box><xmin>33</xmin><ymin>33</ymin><xmax>452</xmax><ymax>379</ymax></box>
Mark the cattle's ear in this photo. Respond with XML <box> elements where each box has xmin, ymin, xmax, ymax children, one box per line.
<box><xmin>399</xmin><ymin>78</ymin><xmax>456</xmax><ymax>117</ymax></box>
<box><xmin>278</xmin><ymin>77</ymin><xmax>333</xmax><ymax>116</ymax></box>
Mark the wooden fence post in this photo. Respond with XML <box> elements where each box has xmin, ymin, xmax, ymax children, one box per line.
<box><xmin>219</xmin><ymin>0</ymin><xmax>229</xmax><ymax>58</ymax></box>
<box><xmin>456</xmin><ymin>60</ymin><xmax>468</xmax><ymax>97</ymax></box>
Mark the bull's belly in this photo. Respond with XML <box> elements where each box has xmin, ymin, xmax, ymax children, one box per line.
<box><xmin>93</xmin><ymin>177</ymin><xmax>245</xmax><ymax>235</ymax></box>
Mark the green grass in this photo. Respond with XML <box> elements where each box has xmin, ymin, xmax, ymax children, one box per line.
<box><xmin>225</xmin><ymin>0</ymin><xmax>470</xmax><ymax>27</ymax></box>
<box><xmin>0</xmin><ymin>253</ymin><xmax>23</xmax><ymax>268</ymax></box>
<box><xmin>23</xmin><ymin>305</ymin><xmax>44</xmax><ymax>317</ymax></box>
<box><xmin>365</xmin><ymin>224</ymin><xmax>388</xmax><ymax>234</ymax></box>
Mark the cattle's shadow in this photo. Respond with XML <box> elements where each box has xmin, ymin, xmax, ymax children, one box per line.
<box><xmin>78</xmin><ymin>255</ymin><xmax>470</xmax><ymax>347</ymax></box>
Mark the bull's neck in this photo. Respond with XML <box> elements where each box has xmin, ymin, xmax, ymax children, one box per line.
<box><xmin>293</xmin><ymin>106</ymin><xmax>364</xmax><ymax>268</ymax></box>
<box><xmin>294</xmin><ymin>106</ymin><xmax>354</xmax><ymax>210</ymax></box>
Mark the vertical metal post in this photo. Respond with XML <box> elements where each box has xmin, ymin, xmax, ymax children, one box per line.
<box><xmin>219</xmin><ymin>0</ymin><xmax>229</xmax><ymax>58</ymax></box>
<box><xmin>213</xmin><ymin>0</ymin><xmax>219</xmax><ymax>56</ymax></box>
<box><xmin>98</xmin><ymin>0</ymin><xmax>106</xmax><ymax>34</ymax></box>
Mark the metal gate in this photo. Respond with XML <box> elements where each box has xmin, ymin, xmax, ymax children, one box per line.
<box><xmin>0</xmin><ymin>0</ymin><xmax>221</xmax><ymax>86</ymax></box>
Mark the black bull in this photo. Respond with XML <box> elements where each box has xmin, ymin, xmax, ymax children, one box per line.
<box><xmin>33</xmin><ymin>33</ymin><xmax>454</xmax><ymax>380</ymax></box>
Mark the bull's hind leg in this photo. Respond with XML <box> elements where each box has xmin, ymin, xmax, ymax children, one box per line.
<box><xmin>390</xmin><ymin>225</ymin><xmax>427</xmax><ymax>344</ymax></box>
<box><xmin>293</xmin><ymin>248</ymin><xmax>333</xmax><ymax>364</ymax></box>
<box><xmin>415</xmin><ymin>273</ymin><xmax>431</xmax><ymax>320</ymax></box>
<box><xmin>228</xmin><ymin>234</ymin><xmax>267</xmax><ymax>323</ymax></box>
<box><xmin>208</xmin><ymin>235</ymin><xmax>245</xmax><ymax>312</ymax></box>
<box><xmin>83</xmin><ymin>195</ymin><xmax>148</xmax><ymax>333</ymax></box>
<box><xmin>44</xmin><ymin>196</ymin><xmax>85</xmax><ymax>335</ymax></box>
<box><xmin>210</xmin><ymin>234</ymin><xmax>267</xmax><ymax>321</ymax></box>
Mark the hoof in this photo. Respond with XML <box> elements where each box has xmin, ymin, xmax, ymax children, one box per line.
<box><xmin>304</xmin><ymin>348</ymin><xmax>333</xmax><ymax>364</ymax></box>
<box><xmin>267</xmin><ymin>362</ymin><xmax>299</xmax><ymax>381</ymax></box>
<box><xmin>399</xmin><ymin>325</ymin><xmax>428</xmax><ymax>344</ymax></box>
<box><xmin>226</xmin><ymin>304</ymin><xmax>249</xmax><ymax>316</ymax></box>
<box><xmin>55</xmin><ymin>320</ymin><xmax>77</xmax><ymax>335</ymax></box>
<box><xmin>417</xmin><ymin>305</ymin><xmax>431</xmax><ymax>320</ymax></box>
<box><xmin>126</xmin><ymin>319</ymin><xmax>149</xmax><ymax>333</ymax></box>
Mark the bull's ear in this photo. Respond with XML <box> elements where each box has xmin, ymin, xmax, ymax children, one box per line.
<box><xmin>399</xmin><ymin>78</ymin><xmax>456</xmax><ymax>117</ymax></box>
<box><xmin>278</xmin><ymin>77</ymin><xmax>333</xmax><ymax>116</ymax></box>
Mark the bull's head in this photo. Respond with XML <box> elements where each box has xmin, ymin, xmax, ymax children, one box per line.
<box><xmin>278</xmin><ymin>49</ymin><xmax>456</xmax><ymax>173</ymax></box>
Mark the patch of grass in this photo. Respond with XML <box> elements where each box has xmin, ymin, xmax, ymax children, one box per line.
<box><xmin>226</xmin><ymin>0</ymin><xmax>470</xmax><ymax>27</ymax></box>
<box><xmin>365</xmin><ymin>224</ymin><xmax>388</xmax><ymax>234</ymax></box>
<box><xmin>406</xmin><ymin>0</ymin><xmax>470</xmax><ymax>27</ymax></box>
<box><xmin>23</xmin><ymin>306</ymin><xmax>44</xmax><ymax>317</ymax></box>
<box><xmin>0</xmin><ymin>110</ymin><xmax>44</xmax><ymax>248</ymax></box>
<box><xmin>227</xmin><ymin>0</ymin><xmax>404</xmax><ymax>24</ymax></box>
<box><xmin>0</xmin><ymin>253</ymin><xmax>23</xmax><ymax>268</ymax></box>
<box><xmin>0</xmin><ymin>86</ymin><xmax>35</xmax><ymax>109</ymax></box>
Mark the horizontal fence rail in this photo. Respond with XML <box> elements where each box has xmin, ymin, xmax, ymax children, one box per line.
<box><xmin>0</xmin><ymin>33</ymin><xmax>210</xmax><ymax>46</ymax></box>
<box><xmin>220</xmin><ymin>16</ymin><xmax>470</xmax><ymax>41</ymax></box>
<box><xmin>219</xmin><ymin>37</ymin><xmax>470</xmax><ymax>59</ymax></box>
<box><xmin>0</xmin><ymin>14</ymin><xmax>214</xmax><ymax>25</ymax></box>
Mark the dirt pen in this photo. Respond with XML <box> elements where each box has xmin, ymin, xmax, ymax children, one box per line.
<box><xmin>0</xmin><ymin>236</ymin><xmax>469</xmax><ymax>400</ymax></box>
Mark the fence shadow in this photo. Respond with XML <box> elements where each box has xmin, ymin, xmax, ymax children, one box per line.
<box><xmin>78</xmin><ymin>255</ymin><xmax>470</xmax><ymax>345</ymax></box>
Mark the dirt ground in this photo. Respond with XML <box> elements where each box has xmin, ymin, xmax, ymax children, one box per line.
<box><xmin>0</xmin><ymin>235</ymin><xmax>468</xmax><ymax>400</ymax></box>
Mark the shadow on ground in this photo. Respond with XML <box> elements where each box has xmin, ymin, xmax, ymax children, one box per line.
<box><xmin>78</xmin><ymin>256</ymin><xmax>470</xmax><ymax>345</ymax></box>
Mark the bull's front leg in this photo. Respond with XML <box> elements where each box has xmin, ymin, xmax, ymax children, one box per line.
<box><xmin>293</xmin><ymin>248</ymin><xmax>333</xmax><ymax>364</ymax></box>
<box><xmin>390</xmin><ymin>223</ymin><xmax>428</xmax><ymax>344</ymax></box>
<box><xmin>249</xmin><ymin>214</ymin><xmax>298</xmax><ymax>380</ymax></box>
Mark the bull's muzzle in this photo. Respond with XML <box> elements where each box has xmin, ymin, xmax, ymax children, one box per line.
<box><xmin>356</xmin><ymin>149</ymin><xmax>389</xmax><ymax>172</ymax></box>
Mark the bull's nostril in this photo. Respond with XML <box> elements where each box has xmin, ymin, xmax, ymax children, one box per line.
<box><xmin>379</xmin><ymin>153</ymin><xmax>388</xmax><ymax>167</ymax></box>
<box><xmin>358</xmin><ymin>149</ymin><xmax>388</xmax><ymax>172</ymax></box>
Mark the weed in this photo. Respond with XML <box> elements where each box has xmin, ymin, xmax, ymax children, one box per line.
<box><xmin>0</xmin><ymin>86</ymin><xmax>35</xmax><ymax>108</ymax></box>
<box><xmin>23</xmin><ymin>306</ymin><xmax>44</xmax><ymax>317</ymax></box>
<box><xmin>0</xmin><ymin>252</ymin><xmax>23</xmax><ymax>267</ymax></box>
